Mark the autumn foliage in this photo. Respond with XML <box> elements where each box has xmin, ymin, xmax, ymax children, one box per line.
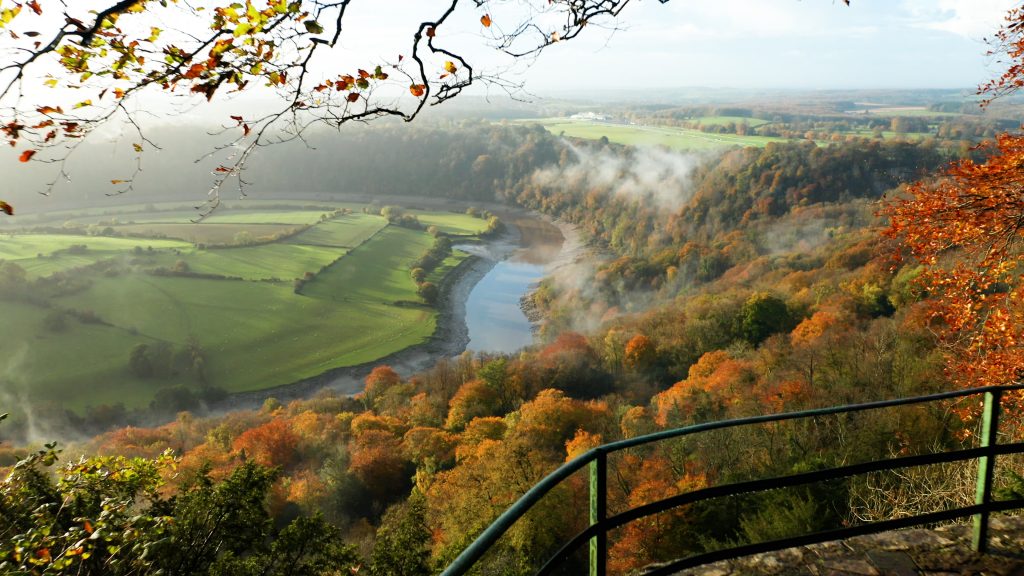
<box><xmin>884</xmin><ymin>133</ymin><xmax>1024</xmax><ymax>396</ymax></box>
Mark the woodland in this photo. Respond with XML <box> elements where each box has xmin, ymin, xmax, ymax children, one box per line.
<box><xmin>3</xmin><ymin>1</ymin><xmax>1024</xmax><ymax>575</ymax></box>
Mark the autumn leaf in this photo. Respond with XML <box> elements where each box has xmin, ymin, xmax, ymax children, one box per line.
<box><xmin>18</xmin><ymin>150</ymin><xmax>35</xmax><ymax>162</ymax></box>
<box><xmin>409</xmin><ymin>84</ymin><xmax>426</xmax><ymax>97</ymax></box>
<box><xmin>133</xmin><ymin>143</ymin><xmax>143</xmax><ymax>153</ymax></box>
<box><xmin>481</xmin><ymin>14</ymin><xmax>492</xmax><ymax>27</ymax></box>
<box><xmin>303</xmin><ymin>20</ymin><xmax>323</xmax><ymax>34</ymax></box>
<box><xmin>26</xmin><ymin>0</ymin><xmax>41</xmax><ymax>16</ymax></box>
<box><xmin>426</xmin><ymin>26</ymin><xmax>436</xmax><ymax>38</ymax></box>
<box><xmin>0</xmin><ymin>201</ymin><xmax>13</xmax><ymax>216</ymax></box>
<box><xmin>444</xmin><ymin>61</ymin><xmax>457</xmax><ymax>74</ymax></box>
<box><xmin>346</xmin><ymin>92</ymin><xmax>360</xmax><ymax>103</ymax></box>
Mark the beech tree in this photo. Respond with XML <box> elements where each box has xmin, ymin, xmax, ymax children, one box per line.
<box><xmin>883</xmin><ymin>3</ymin><xmax>1024</xmax><ymax>400</ymax></box>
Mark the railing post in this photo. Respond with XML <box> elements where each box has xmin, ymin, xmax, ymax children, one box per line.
<box><xmin>590</xmin><ymin>452</ymin><xmax>607</xmax><ymax>576</ymax></box>
<box><xmin>972</xmin><ymin>389</ymin><xmax>1002</xmax><ymax>553</ymax></box>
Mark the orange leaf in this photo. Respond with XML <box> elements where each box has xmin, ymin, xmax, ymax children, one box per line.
<box><xmin>481</xmin><ymin>14</ymin><xmax>492</xmax><ymax>27</ymax></box>
<box><xmin>409</xmin><ymin>84</ymin><xmax>425</xmax><ymax>98</ymax></box>
<box><xmin>0</xmin><ymin>201</ymin><xmax>13</xmax><ymax>216</ymax></box>
<box><xmin>346</xmin><ymin>92</ymin><xmax>360</xmax><ymax>103</ymax></box>
<box><xmin>18</xmin><ymin>150</ymin><xmax>35</xmax><ymax>162</ymax></box>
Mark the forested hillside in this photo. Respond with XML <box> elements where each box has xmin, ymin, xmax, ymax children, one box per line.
<box><xmin>3</xmin><ymin>123</ymin><xmax>991</xmax><ymax>574</ymax></box>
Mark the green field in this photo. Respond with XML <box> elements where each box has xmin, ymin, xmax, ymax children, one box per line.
<box><xmin>155</xmin><ymin>243</ymin><xmax>346</xmax><ymax>281</ymax></box>
<box><xmin>285</xmin><ymin>213</ymin><xmax>387</xmax><ymax>247</ymax></box>
<box><xmin>527</xmin><ymin>119</ymin><xmax>791</xmax><ymax>150</ymax></box>
<box><xmin>692</xmin><ymin>116</ymin><xmax>770</xmax><ymax>127</ymax></box>
<box><xmin>0</xmin><ymin>205</ymin><xmax>476</xmax><ymax>411</ymax></box>
<box><xmin>410</xmin><ymin>211</ymin><xmax>490</xmax><ymax>236</ymax></box>
<box><xmin>859</xmin><ymin>106</ymin><xmax>962</xmax><ymax>117</ymax></box>
<box><xmin>113</xmin><ymin>223</ymin><xmax>302</xmax><ymax>244</ymax></box>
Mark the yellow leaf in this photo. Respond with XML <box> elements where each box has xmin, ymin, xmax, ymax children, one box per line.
<box><xmin>444</xmin><ymin>61</ymin><xmax>457</xmax><ymax>74</ymax></box>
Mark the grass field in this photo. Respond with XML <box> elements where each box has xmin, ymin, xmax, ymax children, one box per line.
<box><xmin>0</xmin><ymin>234</ymin><xmax>190</xmax><ymax>260</ymax></box>
<box><xmin>528</xmin><ymin>119</ymin><xmax>791</xmax><ymax>150</ymax></box>
<box><xmin>113</xmin><ymin>223</ymin><xmax>302</xmax><ymax>244</ymax></box>
<box><xmin>410</xmin><ymin>211</ymin><xmax>490</xmax><ymax>236</ymax></box>
<box><xmin>201</xmin><ymin>210</ymin><xmax>331</xmax><ymax>225</ymax></box>
<box><xmin>0</xmin><ymin>204</ymin><xmax>475</xmax><ymax>411</ymax></box>
<box><xmin>692</xmin><ymin>116</ymin><xmax>770</xmax><ymax>127</ymax></box>
<box><xmin>0</xmin><ymin>234</ymin><xmax>192</xmax><ymax>278</ymax></box>
<box><xmin>858</xmin><ymin>106</ymin><xmax>962</xmax><ymax>117</ymax></box>
<box><xmin>156</xmin><ymin>243</ymin><xmax>346</xmax><ymax>281</ymax></box>
<box><xmin>285</xmin><ymin>213</ymin><xmax>387</xmax><ymax>247</ymax></box>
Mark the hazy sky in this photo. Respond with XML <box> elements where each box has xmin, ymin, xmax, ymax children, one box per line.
<box><xmin>507</xmin><ymin>0</ymin><xmax>1018</xmax><ymax>91</ymax></box>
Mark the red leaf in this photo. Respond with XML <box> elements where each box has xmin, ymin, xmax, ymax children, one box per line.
<box><xmin>346</xmin><ymin>92</ymin><xmax>360</xmax><ymax>103</ymax></box>
<box><xmin>0</xmin><ymin>201</ymin><xmax>13</xmax><ymax>216</ymax></box>
<box><xmin>18</xmin><ymin>150</ymin><xmax>35</xmax><ymax>162</ymax></box>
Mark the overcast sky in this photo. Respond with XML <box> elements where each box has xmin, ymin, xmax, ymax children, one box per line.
<box><xmin>502</xmin><ymin>0</ymin><xmax>1017</xmax><ymax>91</ymax></box>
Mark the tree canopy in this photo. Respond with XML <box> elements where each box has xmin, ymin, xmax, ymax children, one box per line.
<box><xmin>883</xmin><ymin>4</ymin><xmax>1024</xmax><ymax>404</ymax></box>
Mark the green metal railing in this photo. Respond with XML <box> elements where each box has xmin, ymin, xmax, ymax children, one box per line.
<box><xmin>440</xmin><ymin>384</ymin><xmax>1024</xmax><ymax>576</ymax></box>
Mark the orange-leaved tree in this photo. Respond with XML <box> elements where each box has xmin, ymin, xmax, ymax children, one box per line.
<box><xmin>882</xmin><ymin>3</ymin><xmax>1024</xmax><ymax>408</ymax></box>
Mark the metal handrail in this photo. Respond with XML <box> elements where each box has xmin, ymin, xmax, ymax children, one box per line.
<box><xmin>439</xmin><ymin>384</ymin><xmax>1024</xmax><ymax>576</ymax></box>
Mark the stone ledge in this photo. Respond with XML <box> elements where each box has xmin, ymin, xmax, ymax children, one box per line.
<box><xmin>660</xmin><ymin>515</ymin><xmax>1024</xmax><ymax>576</ymax></box>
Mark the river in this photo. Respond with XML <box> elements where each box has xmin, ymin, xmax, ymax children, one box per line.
<box><xmin>221</xmin><ymin>213</ymin><xmax>574</xmax><ymax>409</ymax></box>
<box><xmin>460</xmin><ymin>216</ymin><xmax>566</xmax><ymax>353</ymax></box>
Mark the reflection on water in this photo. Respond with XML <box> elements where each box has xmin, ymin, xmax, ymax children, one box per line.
<box><xmin>464</xmin><ymin>219</ymin><xmax>563</xmax><ymax>353</ymax></box>
<box><xmin>465</xmin><ymin>260</ymin><xmax>544</xmax><ymax>353</ymax></box>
